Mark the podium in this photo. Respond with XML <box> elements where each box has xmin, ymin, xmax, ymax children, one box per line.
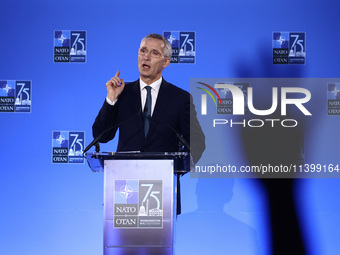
<box><xmin>85</xmin><ymin>152</ymin><xmax>191</xmax><ymax>255</ymax></box>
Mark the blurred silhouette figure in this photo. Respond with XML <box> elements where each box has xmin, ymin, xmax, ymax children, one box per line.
<box><xmin>235</xmin><ymin>45</ymin><xmax>308</xmax><ymax>255</ymax></box>
<box><xmin>175</xmin><ymin>178</ymin><xmax>261</xmax><ymax>255</ymax></box>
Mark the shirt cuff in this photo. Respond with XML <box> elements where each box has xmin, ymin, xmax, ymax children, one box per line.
<box><xmin>106</xmin><ymin>97</ymin><xmax>117</xmax><ymax>106</ymax></box>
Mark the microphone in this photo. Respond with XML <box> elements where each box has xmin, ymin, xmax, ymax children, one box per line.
<box><xmin>83</xmin><ymin>109</ymin><xmax>142</xmax><ymax>156</ymax></box>
<box><xmin>95</xmin><ymin>142</ymin><xmax>100</xmax><ymax>153</ymax></box>
<box><xmin>142</xmin><ymin>115</ymin><xmax>194</xmax><ymax>217</ymax></box>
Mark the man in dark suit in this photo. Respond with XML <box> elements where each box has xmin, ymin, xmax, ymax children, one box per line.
<box><xmin>92</xmin><ymin>33</ymin><xmax>205</xmax><ymax>164</ymax></box>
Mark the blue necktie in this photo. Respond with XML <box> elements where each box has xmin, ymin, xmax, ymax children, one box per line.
<box><xmin>144</xmin><ymin>86</ymin><xmax>152</xmax><ymax>137</ymax></box>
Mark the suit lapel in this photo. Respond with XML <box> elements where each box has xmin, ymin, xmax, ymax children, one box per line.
<box><xmin>127</xmin><ymin>80</ymin><xmax>146</xmax><ymax>143</ymax></box>
<box><xmin>152</xmin><ymin>79</ymin><xmax>169</xmax><ymax>120</ymax></box>
<box><xmin>129</xmin><ymin>80</ymin><xmax>142</xmax><ymax>112</ymax></box>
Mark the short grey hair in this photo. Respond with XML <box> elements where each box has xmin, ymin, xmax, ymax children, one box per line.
<box><xmin>141</xmin><ymin>33</ymin><xmax>172</xmax><ymax>58</ymax></box>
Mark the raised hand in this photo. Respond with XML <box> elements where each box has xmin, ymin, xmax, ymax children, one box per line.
<box><xmin>106</xmin><ymin>71</ymin><xmax>125</xmax><ymax>102</ymax></box>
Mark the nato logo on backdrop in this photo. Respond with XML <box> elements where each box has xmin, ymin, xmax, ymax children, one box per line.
<box><xmin>54</xmin><ymin>30</ymin><xmax>86</xmax><ymax>63</ymax></box>
<box><xmin>273</xmin><ymin>32</ymin><xmax>306</xmax><ymax>64</ymax></box>
<box><xmin>52</xmin><ymin>131</ymin><xmax>85</xmax><ymax>163</ymax></box>
<box><xmin>215</xmin><ymin>82</ymin><xmax>249</xmax><ymax>115</ymax></box>
<box><xmin>327</xmin><ymin>83</ymin><xmax>340</xmax><ymax>115</ymax></box>
<box><xmin>163</xmin><ymin>31</ymin><xmax>195</xmax><ymax>64</ymax></box>
<box><xmin>196</xmin><ymin>81</ymin><xmax>249</xmax><ymax>115</ymax></box>
<box><xmin>114</xmin><ymin>180</ymin><xmax>163</xmax><ymax>229</ymax></box>
<box><xmin>0</xmin><ymin>80</ymin><xmax>31</xmax><ymax>113</ymax></box>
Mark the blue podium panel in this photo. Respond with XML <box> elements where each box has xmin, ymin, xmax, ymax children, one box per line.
<box><xmin>103</xmin><ymin>159</ymin><xmax>175</xmax><ymax>255</ymax></box>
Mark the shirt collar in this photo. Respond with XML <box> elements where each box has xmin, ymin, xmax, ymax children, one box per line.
<box><xmin>139</xmin><ymin>77</ymin><xmax>162</xmax><ymax>92</ymax></box>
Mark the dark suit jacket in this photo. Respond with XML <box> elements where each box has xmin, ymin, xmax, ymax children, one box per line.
<box><xmin>92</xmin><ymin>78</ymin><xmax>205</xmax><ymax>163</ymax></box>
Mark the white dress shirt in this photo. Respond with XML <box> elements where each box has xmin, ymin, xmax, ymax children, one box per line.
<box><xmin>139</xmin><ymin>77</ymin><xmax>162</xmax><ymax>116</ymax></box>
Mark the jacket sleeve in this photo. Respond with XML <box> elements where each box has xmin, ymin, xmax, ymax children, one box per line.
<box><xmin>92</xmin><ymin>99</ymin><xmax>119</xmax><ymax>143</ymax></box>
<box><xmin>180</xmin><ymin>93</ymin><xmax>205</xmax><ymax>164</ymax></box>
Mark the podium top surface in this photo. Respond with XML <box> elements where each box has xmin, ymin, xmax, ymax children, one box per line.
<box><xmin>85</xmin><ymin>151</ymin><xmax>192</xmax><ymax>173</ymax></box>
<box><xmin>86</xmin><ymin>151</ymin><xmax>189</xmax><ymax>159</ymax></box>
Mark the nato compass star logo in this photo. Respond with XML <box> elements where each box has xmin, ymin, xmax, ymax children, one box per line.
<box><xmin>330</xmin><ymin>86</ymin><xmax>340</xmax><ymax>98</ymax></box>
<box><xmin>120</xmin><ymin>185</ymin><xmax>134</xmax><ymax>199</ymax></box>
<box><xmin>276</xmin><ymin>35</ymin><xmax>286</xmax><ymax>46</ymax></box>
<box><xmin>218</xmin><ymin>87</ymin><xmax>231</xmax><ymax>98</ymax></box>
<box><xmin>167</xmin><ymin>34</ymin><xmax>177</xmax><ymax>44</ymax></box>
<box><xmin>2</xmin><ymin>83</ymin><xmax>13</xmax><ymax>94</ymax></box>
<box><xmin>56</xmin><ymin>135</ymin><xmax>66</xmax><ymax>145</ymax></box>
<box><xmin>273</xmin><ymin>32</ymin><xmax>289</xmax><ymax>48</ymax></box>
<box><xmin>57</xmin><ymin>33</ymin><xmax>68</xmax><ymax>44</ymax></box>
<box><xmin>1</xmin><ymin>82</ymin><xmax>14</xmax><ymax>96</ymax></box>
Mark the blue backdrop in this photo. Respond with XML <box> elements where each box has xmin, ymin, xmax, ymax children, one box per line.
<box><xmin>1</xmin><ymin>0</ymin><xmax>340</xmax><ymax>254</ymax></box>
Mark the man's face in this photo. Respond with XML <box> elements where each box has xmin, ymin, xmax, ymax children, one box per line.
<box><xmin>138</xmin><ymin>38</ymin><xmax>170</xmax><ymax>85</ymax></box>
